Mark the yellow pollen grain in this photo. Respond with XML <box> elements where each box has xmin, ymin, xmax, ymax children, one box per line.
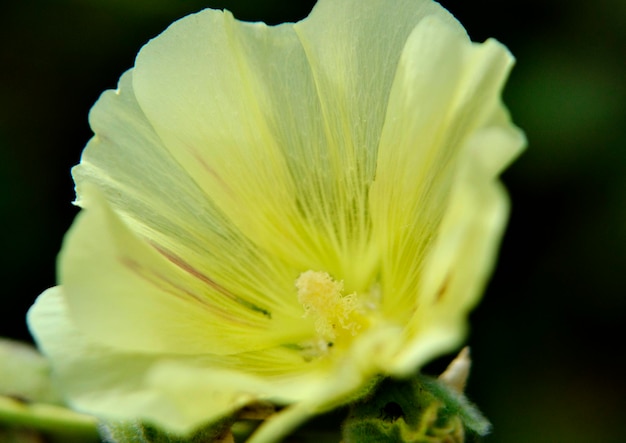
<box><xmin>296</xmin><ymin>270</ymin><xmax>360</xmax><ymax>341</ymax></box>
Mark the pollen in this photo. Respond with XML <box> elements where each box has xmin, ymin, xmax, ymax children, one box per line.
<box><xmin>296</xmin><ymin>270</ymin><xmax>362</xmax><ymax>342</ymax></box>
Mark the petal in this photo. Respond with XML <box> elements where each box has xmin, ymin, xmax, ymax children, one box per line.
<box><xmin>392</xmin><ymin>168</ymin><xmax>513</xmax><ymax>374</ymax></box>
<box><xmin>406</xmin><ymin>116</ymin><xmax>525</xmax><ymax>368</ymax></box>
<box><xmin>368</xmin><ymin>20</ymin><xmax>526</xmax><ymax>372</ymax></box>
<box><xmin>0</xmin><ymin>339</ymin><xmax>61</xmax><ymax>404</ymax></box>
<box><xmin>291</xmin><ymin>0</ymin><xmax>466</xmax><ymax>287</ymax></box>
<box><xmin>370</xmin><ymin>17</ymin><xmax>525</xmax><ymax>320</ymax></box>
<box><xmin>293</xmin><ymin>0</ymin><xmax>465</xmax><ymax>178</ymax></box>
<box><xmin>76</xmin><ymin>69</ymin><xmax>309</xmax><ymax>322</ymax></box>
<box><xmin>26</xmin><ymin>287</ymin><xmax>253</xmax><ymax>432</ymax></box>
<box><xmin>132</xmin><ymin>11</ymin><xmax>327</xmax><ymax>275</ymax></box>
<box><xmin>131</xmin><ymin>2</ymin><xmax>464</xmax><ymax>293</ymax></box>
<box><xmin>59</xmin><ymin>185</ymin><xmax>310</xmax><ymax>355</ymax></box>
<box><xmin>145</xmin><ymin>361</ymin><xmax>317</xmax><ymax>436</ymax></box>
<box><xmin>28</xmin><ymin>287</ymin><xmax>335</xmax><ymax>434</ymax></box>
<box><xmin>134</xmin><ymin>330</ymin><xmax>402</xmax><ymax>437</ymax></box>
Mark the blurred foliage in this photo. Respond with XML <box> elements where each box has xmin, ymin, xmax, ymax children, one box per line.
<box><xmin>1</xmin><ymin>0</ymin><xmax>624</xmax><ymax>442</ymax></box>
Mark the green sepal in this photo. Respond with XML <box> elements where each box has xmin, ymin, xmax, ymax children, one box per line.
<box><xmin>419</xmin><ymin>375</ymin><xmax>491</xmax><ymax>436</ymax></box>
<box><xmin>341</xmin><ymin>373</ymin><xmax>490</xmax><ymax>443</ymax></box>
<box><xmin>100</xmin><ymin>417</ymin><xmax>234</xmax><ymax>443</ymax></box>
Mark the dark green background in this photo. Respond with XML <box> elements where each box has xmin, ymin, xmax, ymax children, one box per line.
<box><xmin>1</xmin><ymin>1</ymin><xmax>624</xmax><ymax>441</ymax></box>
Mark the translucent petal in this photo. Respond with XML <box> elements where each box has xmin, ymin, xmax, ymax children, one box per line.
<box><xmin>293</xmin><ymin>0</ymin><xmax>465</xmax><ymax>182</ymax></box>
<box><xmin>404</xmin><ymin>120</ymin><xmax>525</xmax><ymax>367</ymax></box>
<box><xmin>289</xmin><ymin>0</ymin><xmax>465</xmax><ymax>288</ymax></box>
<box><xmin>78</xmin><ymin>67</ymin><xmax>330</xmax><ymax>337</ymax></box>
<box><xmin>391</xmin><ymin>172</ymin><xmax>512</xmax><ymax>375</ymax></box>
<box><xmin>131</xmin><ymin>2</ymin><xmax>463</xmax><ymax>293</ymax></box>
<box><xmin>248</xmin><ymin>324</ymin><xmax>403</xmax><ymax>443</ymax></box>
<box><xmin>143</xmin><ymin>325</ymin><xmax>404</xmax><ymax>439</ymax></box>
<box><xmin>75</xmin><ymin>70</ymin><xmax>310</xmax><ymax>332</ymax></box>
<box><xmin>59</xmin><ymin>186</ymin><xmax>311</xmax><ymax>355</ymax></box>
<box><xmin>28</xmin><ymin>287</ymin><xmax>333</xmax><ymax>433</ymax></box>
<box><xmin>132</xmin><ymin>12</ymin><xmax>329</xmax><ymax>278</ymax></box>
<box><xmin>370</xmin><ymin>17</ymin><xmax>525</xmax><ymax>321</ymax></box>
<box><xmin>369</xmin><ymin>23</ymin><xmax>526</xmax><ymax>372</ymax></box>
<box><xmin>26</xmin><ymin>287</ymin><xmax>252</xmax><ymax>431</ymax></box>
<box><xmin>145</xmin><ymin>361</ymin><xmax>318</xmax><ymax>436</ymax></box>
<box><xmin>0</xmin><ymin>339</ymin><xmax>61</xmax><ymax>404</ymax></box>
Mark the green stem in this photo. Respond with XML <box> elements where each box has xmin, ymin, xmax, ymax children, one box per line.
<box><xmin>0</xmin><ymin>395</ymin><xmax>99</xmax><ymax>440</ymax></box>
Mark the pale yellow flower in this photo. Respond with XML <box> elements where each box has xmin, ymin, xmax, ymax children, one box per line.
<box><xmin>28</xmin><ymin>0</ymin><xmax>525</xmax><ymax>441</ymax></box>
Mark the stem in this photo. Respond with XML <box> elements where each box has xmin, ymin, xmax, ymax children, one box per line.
<box><xmin>0</xmin><ymin>395</ymin><xmax>99</xmax><ymax>441</ymax></box>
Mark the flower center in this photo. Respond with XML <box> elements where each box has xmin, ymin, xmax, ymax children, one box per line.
<box><xmin>296</xmin><ymin>270</ymin><xmax>364</xmax><ymax>345</ymax></box>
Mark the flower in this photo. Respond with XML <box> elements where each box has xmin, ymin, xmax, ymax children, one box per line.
<box><xmin>28</xmin><ymin>0</ymin><xmax>525</xmax><ymax>441</ymax></box>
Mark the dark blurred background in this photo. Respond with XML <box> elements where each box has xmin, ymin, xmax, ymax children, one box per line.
<box><xmin>1</xmin><ymin>1</ymin><xmax>624</xmax><ymax>442</ymax></box>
